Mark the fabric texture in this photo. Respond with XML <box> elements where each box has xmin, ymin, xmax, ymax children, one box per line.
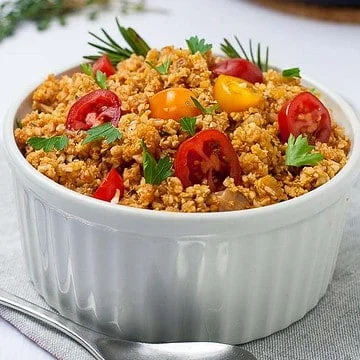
<box><xmin>0</xmin><ymin>148</ymin><xmax>359</xmax><ymax>360</ymax></box>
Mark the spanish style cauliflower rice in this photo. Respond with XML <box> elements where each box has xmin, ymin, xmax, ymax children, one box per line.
<box><xmin>14</xmin><ymin>41</ymin><xmax>350</xmax><ymax>212</ymax></box>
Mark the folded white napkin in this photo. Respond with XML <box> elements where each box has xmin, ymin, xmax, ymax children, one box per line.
<box><xmin>0</xmin><ymin>148</ymin><xmax>359</xmax><ymax>360</ymax></box>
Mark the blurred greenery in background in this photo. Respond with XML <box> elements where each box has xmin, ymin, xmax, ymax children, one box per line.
<box><xmin>0</xmin><ymin>0</ymin><xmax>148</xmax><ymax>42</ymax></box>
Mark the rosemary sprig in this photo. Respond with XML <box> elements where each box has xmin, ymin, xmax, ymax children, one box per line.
<box><xmin>0</xmin><ymin>1</ymin><xmax>150</xmax><ymax>43</ymax></box>
<box><xmin>84</xmin><ymin>17</ymin><xmax>151</xmax><ymax>64</ymax></box>
<box><xmin>1</xmin><ymin>0</ymin><xmax>72</xmax><ymax>41</ymax></box>
<box><xmin>120</xmin><ymin>0</ymin><xmax>146</xmax><ymax>14</ymax></box>
<box><xmin>221</xmin><ymin>36</ymin><xmax>269</xmax><ymax>72</ymax></box>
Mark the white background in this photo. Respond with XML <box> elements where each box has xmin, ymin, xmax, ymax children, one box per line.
<box><xmin>0</xmin><ymin>0</ymin><xmax>359</xmax><ymax>358</ymax></box>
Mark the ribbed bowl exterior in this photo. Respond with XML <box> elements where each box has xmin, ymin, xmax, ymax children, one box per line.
<box><xmin>14</xmin><ymin>177</ymin><xmax>349</xmax><ymax>344</ymax></box>
<box><xmin>3</xmin><ymin>71</ymin><xmax>360</xmax><ymax>344</ymax></box>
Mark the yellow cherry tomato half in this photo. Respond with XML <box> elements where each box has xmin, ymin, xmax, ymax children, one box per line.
<box><xmin>213</xmin><ymin>74</ymin><xmax>263</xmax><ymax>113</ymax></box>
<box><xmin>149</xmin><ymin>87</ymin><xmax>201</xmax><ymax>120</ymax></box>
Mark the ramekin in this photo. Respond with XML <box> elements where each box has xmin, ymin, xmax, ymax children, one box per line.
<box><xmin>1</xmin><ymin>69</ymin><xmax>360</xmax><ymax>344</ymax></box>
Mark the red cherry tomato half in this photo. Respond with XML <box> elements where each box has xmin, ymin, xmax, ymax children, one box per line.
<box><xmin>278</xmin><ymin>92</ymin><xmax>331</xmax><ymax>143</ymax></box>
<box><xmin>93</xmin><ymin>168</ymin><xmax>124</xmax><ymax>202</ymax></box>
<box><xmin>92</xmin><ymin>55</ymin><xmax>116</xmax><ymax>77</ymax></box>
<box><xmin>212</xmin><ymin>59</ymin><xmax>263</xmax><ymax>84</ymax></box>
<box><xmin>66</xmin><ymin>90</ymin><xmax>121</xmax><ymax>131</ymax></box>
<box><xmin>174</xmin><ymin>129</ymin><xmax>241</xmax><ymax>192</ymax></box>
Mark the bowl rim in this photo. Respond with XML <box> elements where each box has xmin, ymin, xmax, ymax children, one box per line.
<box><xmin>2</xmin><ymin>65</ymin><xmax>360</xmax><ymax>224</ymax></box>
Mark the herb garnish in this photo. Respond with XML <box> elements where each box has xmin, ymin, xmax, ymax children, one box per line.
<box><xmin>146</xmin><ymin>58</ymin><xmax>171</xmax><ymax>75</ymax></box>
<box><xmin>180</xmin><ymin>117</ymin><xmax>197</xmax><ymax>136</ymax></box>
<box><xmin>95</xmin><ymin>70</ymin><xmax>107</xmax><ymax>89</ymax></box>
<box><xmin>82</xmin><ymin>123</ymin><xmax>122</xmax><ymax>145</ymax></box>
<box><xmin>221</xmin><ymin>37</ymin><xmax>269</xmax><ymax>72</ymax></box>
<box><xmin>120</xmin><ymin>0</ymin><xmax>147</xmax><ymax>14</ymax></box>
<box><xmin>186</xmin><ymin>36</ymin><xmax>212</xmax><ymax>55</ymax></box>
<box><xmin>141</xmin><ymin>140</ymin><xmax>173</xmax><ymax>185</ymax></box>
<box><xmin>282</xmin><ymin>67</ymin><xmax>301</xmax><ymax>78</ymax></box>
<box><xmin>191</xmin><ymin>97</ymin><xmax>219</xmax><ymax>115</ymax></box>
<box><xmin>80</xmin><ymin>63</ymin><xmax>93</xmax><ymax>77</ymax></box>
<box><xmin>27</xmin><ymin>135</ymin><xmax>68</xmax><ymax>152</ymax></box>
<box><xmin>0</xmin><ymin>1</ymin><xmax>149</xmax><ymax>43</ymax></box>
<box><xmin>84</xmin><ymin>18</ymin><xmax>151</xmax><ymax>64</ymax></box>
<box><xmin>80</xmin><ymin>63</ymin><xmax>107</xmax><ymax>89</ymax></box>
<box><xmin>285</xmin><ymin>134</ymin><xmax>324</xmax><ymax>167</ymax></box>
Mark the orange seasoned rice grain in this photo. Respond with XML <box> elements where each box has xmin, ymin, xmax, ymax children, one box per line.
<box><xmin>15</xmin><ymin>45</ymin><xmax>350</xmax><ymax>212</ymax></box>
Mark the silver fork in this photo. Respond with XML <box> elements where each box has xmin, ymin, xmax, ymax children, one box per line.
<box><xmin>0</xmin><ymin>288</ymin><xmax>257</xmax><ymax>360</ymax></box>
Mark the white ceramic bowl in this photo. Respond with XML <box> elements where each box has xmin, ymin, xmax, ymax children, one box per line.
<box><xmin>2</xmin><ymin>69</ymin><xmax>360</xmax><ymax>344</ymax></box>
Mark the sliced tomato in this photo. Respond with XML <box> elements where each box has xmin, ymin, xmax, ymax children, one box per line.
<box><xmin>212</xmin><ymin>59</ymin><xmax>263</xmax><ymax>84</ymax></box>
<box><xmin>174</xmin><ymin>129</ymin><xmax>241</xmax><ymax>192</ymax></box>
<box><xmin>92</xmin><ymin>55</ymin><xmax>116</xmax><ymax>77</ymax></box>
<box><xmin>278</xmin><ymin>92</ymin><xmax>331</xmax><ymax>143</ymax></box>
<box><xmin>66</xmin><ymin>90</ymin><xmax>121</xmax><ymax>131</ymax></box>
<box><xmin>93</xmin><ymin>168</ymin><xmax>124</xmax><ymax>202</ymax></box>
<box><xmin>213</xmin><ymin>74</ymin><xmax>263</xmax><ymax>113</ymax></box>
<box><xmin>149</xmin><ymin>87</ymin><xmax>201</xmax><ymax>120</ymax></box>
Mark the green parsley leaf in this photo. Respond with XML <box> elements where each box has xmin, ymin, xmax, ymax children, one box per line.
<box><xmin>82</xmin><ymin>122</ymin><xmax>122</xmax><ymax>145</ymax></box>
<box><xmin>191</xmin><ymin>97</ymin><xmax>219</xmax><ymax>115</ymax></box>
<box><xmin>180</xmin><ymin>117</ymin><xmax>196</xmax><ymax>136</ymax></box>
<box><xmin>186</xmin><ymin>36</ymin><xmax>212</xmax><ymax>55</ymax></box>
<box><xmin>282</xmin><ymin>67</ymin><xmax>301</xmax><ymax>78</ymax></box>
<box><xmin>285</xmin><ymin>134</ymin><xmax>324</xmax><ymax>167</ymax></box>
<box><xmin>27</xmin><ymin>135</ymin><xmax>68</xmax><ymax>152</ymax></box>
<box><xmin>141</xmin><ymin>140</ymin><xmax>174</xmax><ymax>185</ymax></box>
<box><xmin>309</xmin><ymin>87</ymin><xmax>317</xmax><ymax>94</ymax></box>
<box><xmin>95</xmin><ymin>70</ymin><xmax>107</xmax><ymax>89</ymax></box>
<box><xmin>146</xmin><ymin>58</ymin><xmax>171</xmax><ymax>75</ymax></box>
<box><xmin>80</xmin><ymin>63</ymin><xmax>94</xmax><ymax>76</ymax></box>
<box><xmin>80</xmin><ymin>64</ymin><xmax>107</xmax><ymax>89</ymax></box>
